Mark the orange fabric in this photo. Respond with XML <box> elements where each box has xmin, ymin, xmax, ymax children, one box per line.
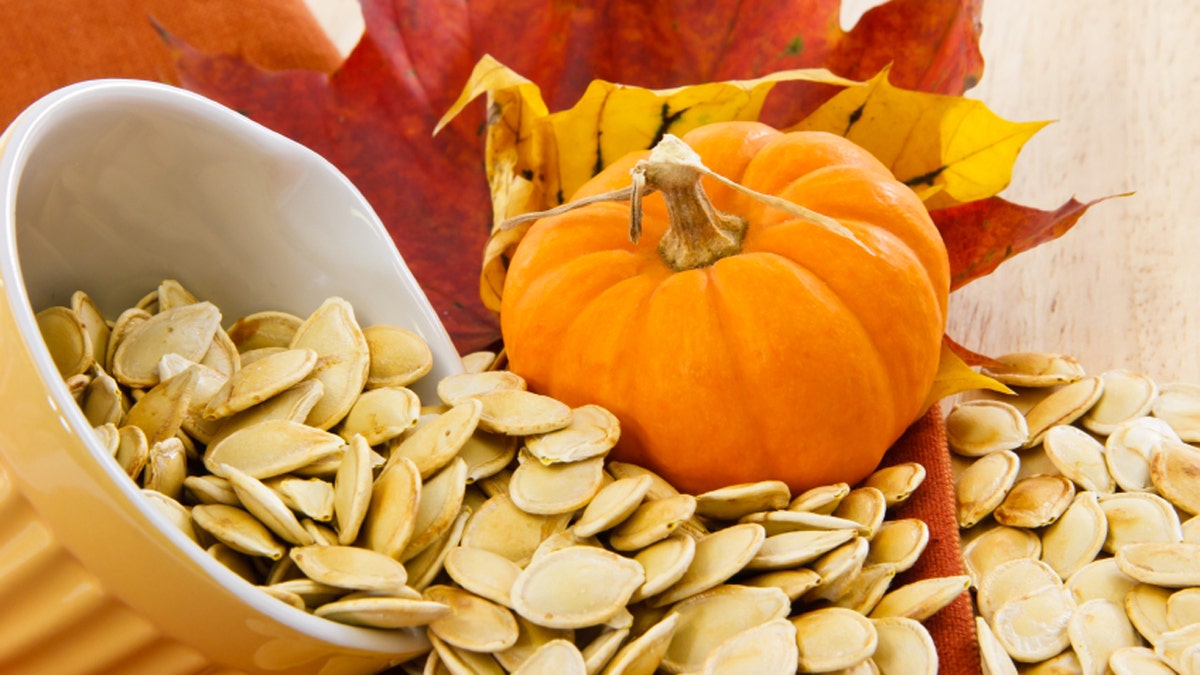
<box><xmin>880</xmin><ymin>406</ymin><xmax>981</xmax><ymax>674</ymax></box>
<box><xmin>0</xmin><ymin>0</ymin><xmax>343</xmax><ymax>129</ymax></box>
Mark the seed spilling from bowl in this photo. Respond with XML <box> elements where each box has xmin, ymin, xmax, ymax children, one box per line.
<box><xmin>42</xmin><ymin>279</ymin><xmax>964</xmax><ymax>673</ymax></box>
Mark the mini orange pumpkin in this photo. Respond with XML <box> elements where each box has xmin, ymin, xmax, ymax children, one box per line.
<box><xmin>500</xmin><ymin>121</ymin><xmax>950</xmax><ymax>494</ymax></box>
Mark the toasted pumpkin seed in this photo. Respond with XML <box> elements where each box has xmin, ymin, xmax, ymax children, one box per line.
<box><xmin>204</xmin><ymin>378</ymin><xmax>325</xmax><ymax>448</ymax></box>
<box><xmin>290</xmin><ymin>544</ymin><xmax>409</xmax><ymax>594</ymax></box>
<box><xmin>1080</xmin><ymin>370</ymin><xmax>1159</xmax><ymax>435</ymax></box>
<box><xmin>861</xmin><ymin>463</ymin><xmax>926</xmax><ymax>508</ymax></box>
<box><xmin>740</xmin><ymin>508</ymin><xmax>865</xmax><ymax>536</ymax></box>
<box><xmin>361</xmin><ymin>324</ymin><xmax>433</xmax><ymax>389</ymax></box>
<box><xmin>511</xmin><ymin>546</ymin><xmax>645</xmax><ymax>629</ymax></box>
<box><xmin>123</xmin><ymin>367</ymin><xmax>197</xmax><ymax>445</ymax></box>
<box><xmin>460</xmin><ymin>350</ymin><xmax>497</xmax><ymax>375</ymax></box>
<box><xmin>1100</xmin><ymin>492</ymin><xmax>1183</xmax><ymax>553</ymax></box>
<box><xmin>962</xmin><ymin>525</ymin><xmax>1042</xmax><ymax>589</ymax></box>
<box><xmin>741</xmin><ymin>568</ymin><xmax>822</xmax><ymax>602</ymax></box>
<box><xmin>524</xmin><ymin>404</ymin><xmax>621</xmax><ymax>465</ymax></box>
<box><xmin>425</xmin><ymin>584</ymin><xmax>520</xmax><ymax>653</ymax></box>
<box><xmin>1067</xmin><ymin>598</ymin><xmax>1139</xmax><ymax>675</ymax></box>
<box><xmin>1065</xmin><ymin>557</ymin><xmax>1137</xmax><ymax>606</ymax></box>
<box><xmin>114</xmin><ymin>424</ymin><xmax>149</xmax><ymax>480</ymax></box>
<box><xmin>956</xmin><ymin>450</ymin><xmax>1020</xmax><ymax>528</ymax></box>
<box><xmin>495</xmin><ymin>615</ymin><xmax>576</xmax><ymax>673</ymax></box>
<box><xmin>510</xmin><ymin>454</ymin><xmax>605</xmax><ymax>516</ymax></box>
<box><xmin>475</xmin><ymin>389</ymin><xmax>573</xmax><ymax>436</ymax></box>
<box><xmin>869</xmin><ymin>575</ymin><xmax>970</xmax><ymax>622</ymax></box>
<box><xmin>360</xmin><ymin>456</ymin><xmax>421</xmax><ymax>559</ymax></box>
<box><xmin>338</xmin><ymin>386</ymin><xmax>421</xmax><ymax>445</ymax></box>
<box><xmin>946</xmin><ymin>400</ymin><xmax>1030</xmax><ymax>457</ymax></box>
<box><xmin>202</xmin><ymin>348</ymin><xmax>317</xmax><ymax>420</ymax></box>
<box><xmin>428</xmin><ymin>631</ymin><xmax>507</xmax><ymax>674</ymax></box>
<box><xmin>791</xmin><ymin>606</ymin><xmax>879</xmax><ymax>673</ymax></box>
<box><xmin>1116</xmin><ymin>541</ymin><xmax>1200</xmax><ymax>587</ymax></box>
<box><xmin>112</xmin><ymin>302</ymin><xmax>221</xmax><ymax>388</ymax></box>
<box><xmin>70</xmin><ymin>290</ymin><xmax>109</xmax><ymax>366</ymax></box>
<box><xmin>1153</xmin><ymin>622</ymin><xmax>1200</xmax><ymax>674</ymax></box>
<box><xmin>573</xmin><ymin>475</ymin><xmax>653</xmax><ymax>539</ymax></box>
<box><xmin>609</xmin><ymin>495</ymin><xmax>698</xmax><ymax>552</ymax></box>
<box><xmin>866</xmin><ymin>519</ymin><xmax>929</xmax><ymax>574</ymax></box>
<box><xmin>82</xmin><ymin>369</ymin><xmax>125</xmax><ymax>427</ymax></box>
<box><xmin>143</xmin><ymin>437</ymin><xmax>187</xmax><ymax>500</ymax></box>
<box><xmin>183</xmin><ymin>474</ymin><xmax>238</xmax><ymax>506</ymax></box>
<box><xmin>141</xmin><ymin>489</ymin><xmax>197</xmax><ymax>543</ymax></box>
<box><xmin>982</xmin><ymin>352</ymin><xmax>1086</xmax><ymax>387</ymax></box>
<box><xmin>511</xmin><ymin>639</ymin><xmax>586</xmax><ymax>675</ymax></box>
<box><xmin>316</xmin><ymin>594</ymin><xmax>451</xmax><ymax>629</ymax></box>
<box><xmin>1125</xmin><ymin>582</ymin><xmax>1173</xmax><ymax>645</ymax></box>
<box><xmin>407</xmin><ymin>510</ymin><xmax>471</xmax><ymax>593</ymax></box>
<box><xmin>804</xmin><ymin>536</ymin><xmax>870</xmax><ymax>602</ymax></box>
<box><xmin>224</xmin><ymin>465</ymin><xmax>315</xmax><ymax>546</ymax></box>
<box><xmin>746</xmin><ymin>528</ymin><xmax>858</xmax><ymax>571</ymax></box>
<box><xmin>650</xmin><ymin>523</ymin><xmax>765</xmax><ymax>607</ymax></box>
<box><xmin>1023</xmin><ymin>376</ymin><xmax>1104</xmax><ymax>448</ymax></box>
<box><xmin>36</xmin><ymin>305</ymin><xmax>94</xmax><ymax>378</ymax></box>
<box><xmin>695</xmin><ymin>618</ymin><xmax>797</xmax><ymax>675</ymax></box>
<box><xmin>994</xmin><ymin>474</ymin><xmax>1076</xmax><ymax>529</ymax></box>
<box><xmin>264</xmin><ymin>475</ymin><xmax>334</xmax><ymax>523</ymax></box>
<box><xmin>602</xmin><ymin>613</ymin><xmax>679</xmax><ymax>675</ymax></box>
<box><xmin>830</xmin><ymin>563</ymin><xmax>896</xmax><ymax>615</ymax></box>
<box><xmin>1149</xmin><ymin>439</ymin><xmax>1200</xmax><ymax>515</ymax></box>
<box><xmin>1108</xmin><ymin>646</ymin><xmax>1176</xmax><ymax>675</ymax></box>
<box><xmin>401</xmin><ymin>458</ymin><xmax>468</xmax><ymax>562</ymax></box>
<box><xmin>203</xmin><ymin>419</ymin><xmax>344</xmax><ymax>479</ymax></box>
<box><xmin>444</xmin><ymin>547</ymin><xmax>522</xmax><ymax>609</ymax></box>
<box><xmin>1039</xmin><ymin>491</ymin><xmax>1107</xmax><ymax>580</ymax></box>
<box><xmin>385</xmin><ymin>399</ymin><xmax>482</xmax><ymax>479</ymax></box>
<box><xmin>461</xmin><ymin>493</ymin><xmax>572</xmax><ymax>567</ymax></box>
<box><xmin>290</xmin><ymin>297</ymin><xmax>370</xmax><ymax>430</ymax></box>
<box><xmin>1152</xmin><ymin>382</ymin><xmax>1200</xmax><ymax>442</ymax></box>
<box><xmin>989</xmin><ymin>584</ymin><xmax>1075</xmax><ymax>663</ymax></box>
<box><xmin>331</xmin><ymin>434</ymin><xmax>372</xmax><ymax>543</ymax></box>
<box><xmin>974</xmin><ymin>616</ymin><xmax>1018</xmax><ymax>675</ymax></box>
<box><xmin>977</xmin><ymin>558</ymin><xmax>1063</xmax><ymax>622</ymax></box>
<box><xmin>870</xmin><ymin>616</ymin><xmax>937</xmax><ymax>675</ymax></box>
<box><xmin>1042</xmin><ymin>424</ymin><xmax>1115</xmax><ymax>493</ymax></box>
<box><xmin>192</xmin><ymin>503</ymin><xmax>286</xmax><ymax>560</ymax></box>
<box><xmin>788</xmin><ymin>482</ymin><xmax>851</xmax><ymax>514</ymax></box>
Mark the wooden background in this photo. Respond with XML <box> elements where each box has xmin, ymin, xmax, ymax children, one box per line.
<box><xmin>845</xmin><ymin>1</ymin><xmax>1200</xmax><ymax>385</ymax></box>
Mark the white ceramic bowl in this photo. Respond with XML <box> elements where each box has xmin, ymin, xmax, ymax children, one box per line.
<box><xmin>0</xmin><ymin>80</ymin><xmax>463</xmax><ymax>673</ymax></box>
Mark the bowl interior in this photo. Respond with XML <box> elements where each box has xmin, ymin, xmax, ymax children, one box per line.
<box><xmin>0</xmin><ymin>80</ymin><xmax>460</xmax><ymax>667</ymax></box>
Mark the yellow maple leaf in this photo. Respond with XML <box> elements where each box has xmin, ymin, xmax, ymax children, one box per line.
<box><xmin>793</xmin><ymin>68</ymin><xmax>1050</xmax><ymax>210</ymax></box>
<box><xmin>923</xmin><ymin>338</ymin><xmax>1015</xmax><ymax>413</ymax></box>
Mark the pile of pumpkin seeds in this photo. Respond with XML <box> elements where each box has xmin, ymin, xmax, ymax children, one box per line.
<box><xmin>38</xmin><ymin>279</ymin><xmax>968</xmax><ymax>674</ymax></box>
<box><xmin>949</xmin><ymin>352</ymin><xmax>1200</xmax><ymax>674</ymax></box>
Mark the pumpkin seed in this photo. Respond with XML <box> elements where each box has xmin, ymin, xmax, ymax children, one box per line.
<box><xmin>436</xmin><ymin>370</ymin><xmax>526</xmax><ymax>407</ymax></box>
<box><xmin>860</xmin><ymin>463</ymin><xmax>926</xmax><ymax>508</ymax></box>
<box><xmin>609</xmin><ymin>495</ymin><xmax>697</xmax><ymax>552</ymax></box>
<box><xmin>495</xmin><ymin>615</ymin><xmax>575</xmax><ymax>673</ymax></box>
<box><xmin>870</xmin><ymin>616</ymin><xmax>938</xmax><ymax>675</ymax></box>
<box><xmin>1166</xmin><ymin>587</ymin><xmax>1200</xmax><ymax>630</ymax></box>
<box><xmin>475</xmin><ymin>388</ymin><xmax>573</xmax><ymax>436</ymax></box>
<box><xmin>192</xmin><ymin>503</ymin><xmax>286</xmax><ymax>560</ymax></box>
<box><xmin>224</xmin><ymin>465</ymin><xmax>315</xmax><ymax>546</ymax></box>
<box><xmin>362</xmin><ymin>324</ymin><xmax>434</xmax><ymax>389</ymax></box>
<box><xmin>523</xmin><ymin>404</ymin><xmax>621</xmax><ymax>465</ymax></box>
<box><xmin>946</xmin><ymin>400</ymin><xmax>1030</xmax><ymax>457</ymax></box>
<box><xmin>977</xmin><ymin>558</ymin><xmax>1063</xmax><ymax>622</ymax></box>
<box><xmin>443</xmin><ymin>546</ymin><xmax>522</xmax><ymax>609</ymax></box>
<box><xmin>740</xmin><ymin>508</ymin><xmax>866</xmax><ymax>536</ymax></box>
<box><xmin>70</xmin><ymin>290</ymin><xmax>109</xmax><ymax>367</ymax></box>
<box><xmin>573</xmin><ymin>475</ymin><xmax>652</xmax><ymax>538</ymax></box>
<box><xmin>865</xmin><ymin>519</ymin><xmax>929</xmax><ymax>574</ymax></box>
<box><xmin>1065</xmin><ymin>557</ymin><xmax>1137</xmax><ymax>606</ymax></box>
<box><xmin>511</xmin><ymin>639</ymin><xmax>586</xmax><ymax>675</ymax></box>
<box><xmin>509</xmin><ymin>453</ymin><xmax>605</xmax><ymax>516</ymax></box>
<box><xmin>461</xmin><ymin>493</ymin><xmax>572</xmax><ymax>567</ymax></box>
<box><xmin>832</xmin><ymin>487</ymin><xmax>887</xmax><ymax>539</ymax></box>
<box><xmin>407</xmin><ymin>510</ymin><xmax>471</xmax><ymax>593</ymax></box>
<box><xmin>804</xmin><ymin>536</ymin><xmax>870</xmax><ymax>602</ymax></box>
<box><xmin>123</xmin><ymin>366</ymin><xmax>197</xmax><ymax>445</ymax></box>
<box><xmin>791</xmin><ymin>606</ymin><xmax>879</xmax><ymax>673</ymax></box>
<box><xmin>143</xmin><ymin>437</ymin><xmax>187</xmax><ymax>500</ymax></box>
<box><xmin>788</xmin><ymin>482</ymin><xmax>851</xmax><ymax>514</ymax></box>
<box><xmin>301</xmin><ymin>519</ymin><xmax>339</xmax><ymax>546</ymax></box>
<box><xmin>869</xmin><ymin>575</ymin><xmax>970</xmax><ymax>622</ymax></box>
<box><xmin>226</xmin><ymin>310</ymin><xmax>302</xmax><ymax>352</ymax></box>
<box><xmin>1152</xmin><ymin>382</ymin><xmax>1200</xmax><ymax>442</ymax></box>
<box><xmin>289</xmin><ymin>297</ymin><xmax>370</xmax><ymax>430</ymax></box>
<box><xmin>628</xmin><ymin>534</ymin><xmax>696</xmax><ymax>604</ymax></box>
<box><xmin>183</xmin><ymin>474</ymin><xmax>238</xmax><ymax>506</ymax></box>
<box><xmin>1022</xmin><ymin>376</ymin><xmax>1104</xmax><ymax>448</ymax></box>
<box><xmin>400</xmin><ymin>458</ymin><xmax>468</xmax><ymax>562</ymax></box>
<box><xmin>741</xmin><ymin>568</ymin><xmax>822</xmax><ymax>602</ymax></box>
<box><xmin>974</xmin><ymin>616</ymin><xmax>1019</xmax><ymax>675</ymax></box>
<box><xmin>662</xmin><ymin>585</ymin><xmax>790</xmax><ymax>673</ymax></box>
<box><xmin>428</xmin><ymin>631</ymin><xmax>507</xmax><ymax>674</ymax></box>
<box><xmin>141</xmin><ymin>489</ymin><xmax>198</xmax><ymax>543</ymax></box>
<box><xmin>425</xmin><ymin>584</ymin><xmax>520</xmax><ymax>653</ymax></box>
<box><xmin>1183</xmin><ymin>514</ymin><xmax>1200</xmax><ymax>544</ymax></box>
<box><xmin>1125</xmin><ymin>582</ymin><xmax>1173</xmax><ymax>645</ymax></box>
<box><xmin>1041</xmin><ymin>424</ymin><xmax>1115</xmax><ymax>493</ymax></box>
<box><xmin>650</xmin><ymin>523</ymin><xmax>765</xmax><ymax>607</ymax></box>
<box><xmin>336</xmin><ymin>386</ymin><xmax>421</xmax><ymax>446</ymax></box>
<box><xmin>269</xmin><ymin>578</ymin><xmax>346</xmax><ymax>607</ymax></box>
<box><xmin>460</xmin><ymin>350</ymin><xmax>497</xmax><ymax>375</ymax></box>
<box><xmin>82</xmin><ymin>369</ymin><xmax>125</xmax><ymax>427</ymax></box>
<box><xmin>829</xmin><ymin>563</ymin><xmax>896</xmax><ymax>615</ymax></box>
<box><xmin>112</xmin><ymin>302</ymin><xmax>221</xmax><ymax>388</ymax></box>
<box><xmin>315</xmin><ymin>594</ymin><xmax>452</xmax><ymax>629</ymax></box>
<box><xmin>332</xmin><ymin>434</ymin><xmax>373</xmax><ymax>543</ymax></box>
<box><xmin>385</xmin><ymin>399</ymin><xmax>482</xmax><ymax>479</ymax></box>
<box><xmin>93</xmin><ymin>422</ymin><xmax>119</xmax><ymax>455</ymax></box>
<box><xmin>511</xmin><ymin>545</ymin><xmax>644</xmax><ymax>629</ymax></box>
<box><xmin>204</xmin><ymin>378</ymin><xmax>325</xmax><ymax>448</ymax></box>
<box><xmin>1039</xmin><ymin>491</ymin><xmax>1107</xmax><ymax>580</ymax></box>
<box><xmin>204</xmin><ymin>418</ymin><xmax>345</xmax><ymax>480</ymax></box>
<box><xmin>1149</xmin><ymin>439</ymin><xmax>1200</xmax><ymax>515</ymax></box>
<box><xmin>601</xmin><ymin>613</ymin><xmax>679</xmax><ymax>675</ymax></box>
<box><xmin>201</xmin><ymin>348</ymin><xmax>316</xmax><ymax>420</ymax></box>
<box><xmin>359</xmin><ymin>456</ymin><xmax>421</xmax><ymax>559</ymax></box>
<box><xmin>1105</xmin><ymin>417</ymin><xmax>1181</xmax><ymax>492</ymax></box>
<box><xmin>746</xmin><ymin>528</ymin><xmax>858</xmax><ymax>571</ymax></box>
<box><xmin>1067</xmin><ymin>598</ymin><xmax>1140</xmax><ymax>675</ymax></box>
<box><xmin>289</xmin><ymin>544</ymin><xmax>409</xmax><ymax>595</ymax></box>
<box><xmin>1116</xmin><ymin>541</ymin><xmax>1200</xmax><ymax>587</ymax></box>
<box><xmin>36</xmin><ymin>305</ymin><xmax>94</xmax><ymax>378</ymax></box>
<box><xmin>1108</xmin><ymin>646</ymin><xmax>1177</xmax><ymax>675</ymax></box>
<box><xmin>994</xmin><ymin>474</ymin><xmax>1076</xmax><ymax>529</ymax></box>
<box><xmin>989</xmin><ymin>584</ymin><xmax>1075</xmax><ymax>663</ymax></box>
<box><xmin>962</xmin><ymin>524</ymin><xmax>1042</xmax><ymax>589</ymax></box>
<box><xmin>981</xmin><ymin>352</ymin><xmax>1086</xmax><ymax>387</ymax></box>
<box><xmin>1080</xmin><ymin>369</ymin><xmax>1159</xmax><ymax>435</ymax></box>
<box><xmin>1100</xmin><ymin>492</ymin><xmax>1183</xmax><ymax>553</ymax></box>
<box><xmin>956</xmin><ymin>450</ymin><xmax>1021</xmax><ymax>528</ymax></box>
<box><xmin>695</xmin><ymin>618</ymin><xmax>797</xmax><ymax>675</ymax></box>
<box><xmin>104</xmin><ymin>307</ymin><xmax>151</xmax><ymax>373</ymax></box>
<box><xmin>458</xmin><ymin>429</ymin><xmax>519</xmax><ymax>485</ymax></box>
<box><xmin>114</xmin><ymin>424</ymin><xmax>149</xmax><ymax>480</ymax></box>
<box><xmin>1153</xmin><ymin>622</ymin><xmax>1200</xmax><ymax>674</ymax></box>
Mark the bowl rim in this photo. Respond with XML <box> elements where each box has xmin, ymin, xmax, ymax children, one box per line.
<box><xmin>0</xmin><ymin>78</ymin><xmax>442</xmax><ymax>659</ymax></box>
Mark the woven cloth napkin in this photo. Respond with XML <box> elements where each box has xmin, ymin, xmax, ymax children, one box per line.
<box><xmin>878</xmin><ymin>406</ymin><xmax>981</xmax><ymax>673</ymax></box>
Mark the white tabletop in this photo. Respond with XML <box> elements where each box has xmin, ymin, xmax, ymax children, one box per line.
<box><xmin>941</xmin><ymin>1</ymin><xmax>1200</xmax><ymax>384</ymax></box>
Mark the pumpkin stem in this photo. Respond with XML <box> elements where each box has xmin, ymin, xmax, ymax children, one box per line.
<box><xmin>495</xmin><ymin>135</ymin><xmax>872</xmax><ymax>269</ymax></box>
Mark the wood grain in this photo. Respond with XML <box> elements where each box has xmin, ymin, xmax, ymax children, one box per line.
<box><xmin>954</xmin><ymin>2</ymin><xmax>1200</xmax><ymax>383</ymax></box>
<box><xmin>844</xmin><ymin>1</ymin><xmax>1200</xmax><ymax>384</ymax></box>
